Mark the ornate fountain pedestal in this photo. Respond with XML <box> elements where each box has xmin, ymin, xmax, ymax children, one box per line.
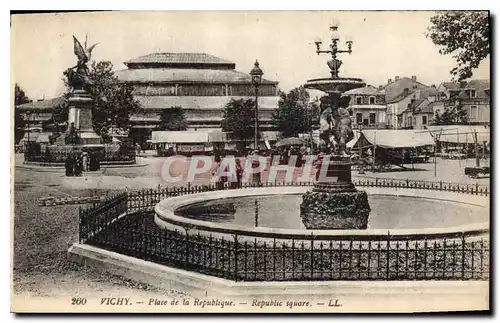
<box><xmin>300</xmin><ymin>155</ymin><xmax>370</xmax><ymax>229</ymax></box>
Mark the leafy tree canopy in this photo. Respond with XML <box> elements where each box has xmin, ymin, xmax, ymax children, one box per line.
<box><xmin>159</xmin><ymin>106</ymin><xmax>188</xmax><ymax>131</ymax></box>
<box><xmin>14</xmin><ymin>83</ymin><xmax>30</xmax><ymax>144</ymax></box>
<box><xmin>432</xmin><ymin>102</ymin><xmax>469</xmax><ymax>125</ymax></box>
<box><xmin>221</xmin><ymin>98</ymin><xmax>255</xmax><ymax>142</ymax></box>
<box><xmin>15</xmin><ymin>83</ymin><xmax>31</xmax><ymax>106</ymax></box>
<box><xmin>427</xmin><ymin>11</ymin><xmax>490</xmax><ymax>81</ymax></box>
<box><xmin>272</xmin><ymin>86</ymin><xmax>319</xmax><ymax>138</ymax></box>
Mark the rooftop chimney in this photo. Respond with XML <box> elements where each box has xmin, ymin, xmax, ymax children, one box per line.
<box><xmin>411</xmin><ymin>75</ymin><xmax>417</xmax><ymax>81</ymax></box>
<box><xmin>387</xmin><ymin>78</ymin><xmax>392</xmax><ymax>84</ymax></box>
<box><xmin>378</xmin><ymin>85</ymin><xmax>383</xmax><ymax>90</ymax></box>
<box><xmin>395</xmin><ymin>76</ymin><xmax>400</xmax><ymax>81</ymax></box>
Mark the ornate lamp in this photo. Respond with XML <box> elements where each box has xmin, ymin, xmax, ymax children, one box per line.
<box><xmin>313</xmin><ymin>19</ymin><xmax>354</xmax><ymax>78</ymax></box>
<box><xmin>250</xmin><ymin>60</ymin><xmax>263</xmax><ymax>86</ymax></box>
<box><xmin>250</xmin><ymin>60</ymin><xmax>264</xmax><ymax>152</ymax></box>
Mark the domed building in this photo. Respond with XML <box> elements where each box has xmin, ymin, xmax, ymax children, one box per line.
<box><xmin>115</xmin><ymin>52</ymin><xmax>280</xmax><ymax>145</ymax></box>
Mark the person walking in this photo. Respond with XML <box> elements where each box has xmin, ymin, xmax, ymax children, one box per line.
<box><xmin>230</xmin><ymin>158</ymin><xmax>244</xmax><ymax>189</ymax></box>
<box><xmin>211</xmin><ymin>155</ymin><xmax>225</xmax><ymax>190</ymax></box>
<box><xmin>250</xmin><ymin>150</ymin><xmax>262</xmax><ymax>186</ymax></box>
<box><xmin>65</xmin><ymin>153</ymin><xmax>73</xmax><ymax>176</ymax></box>
<box><xmin>81</xmin><ymin>151</ymin><xmax>89</xmax><ymax>172</ymax></box>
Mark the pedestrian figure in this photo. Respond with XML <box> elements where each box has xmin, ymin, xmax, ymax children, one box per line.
<box><xmin>81</xmin><ymin>151</ymin><xmax>89</xmax><ymax>171</ymax></box>
<box><xmin>74</xmin><ymin>153</ymin><xmax>83</xmax><ymax>176</ymax></box>
<box><xmin>212</xmin><ymin>155</ymin><xmax>225</xmax><ymax>190</ymax></box>
<box><xmin>235</xmin><ymin>158</ymin><xmax>243</xmax><ymax>188</ymax></box>
<box><xmin>65</xmin><ymin>153</ymin><xmax>74</xmax><ymax>176</ymax></box>
<box><xmin>250</xmin><ymin>150</ymin><xmax>262</xmax><ymax>186</ymax></box>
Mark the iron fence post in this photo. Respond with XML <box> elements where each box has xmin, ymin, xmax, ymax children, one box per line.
<box><xmin>233</xmin><ymin>234</ymin><xmax>238</xmax><ymax>281</ymax></box>
<box><xmin>386</xmin><ymin>231</ymin><xmax>391</xmax><ymax>280</ymax></box>
<box><xmin>78</xmin><ymin>206</ymin><xmax>82</xmax><ymax>243</ymax></box>
<box><xmin>461</xmin><ymin>232</ymin><xmax>466</xmax><ymax>279</ymax></box>
<box><xmin>310</xmin><ymin>233</ymin><xmax>314</xmax><ymax>279</ymax></box>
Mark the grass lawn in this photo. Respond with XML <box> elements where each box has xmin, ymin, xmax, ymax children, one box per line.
<box><xmin>12</xmin><ymin>168</ymin><xmax>189</xmax><ymax>299</ymax></box>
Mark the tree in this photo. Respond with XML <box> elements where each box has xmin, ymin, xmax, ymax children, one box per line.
<box><xmin>50</xmin><ymin>100</ymin><xmax>68</xmax><ymax>138</ymax></box>
<box><xmin>61</xmin><ymin>60</ymin><xmax>141</xmax><ymax>142</ymax></box>
<box><xmin>427</xmin><ymin>11</ymin><xmax>490</xmax><ymax>81</ymax></box>
<box><xmin>432</xmin><ymin>101</ymin><xmax>469</xmax><ymax>125</ymax></box>
<box><xmin>15</xmin><ymin>83</ymin><xmax>30</xmax><ymax>106</ymax></box>
<box><xmin>159</xmin><ymin>106</ymin><xmax>188</xmax><ymax>131</ymax></box>
<box><xmin>221</xmin><ymin>98</ymin><xmax>255</xmax><ymax>152</ymax></box>
<box><xmin>14</xmin><ymin>84</ymin><xmax>30</xmax><ymax>144</ymax></box>
<box><xmin>272</xmin><ymin>86</ymin><xmax>318</xmax><ymax>138</ymax></box>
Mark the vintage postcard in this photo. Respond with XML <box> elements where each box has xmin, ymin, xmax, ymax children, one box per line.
<box><xmin>11</xmin><ymin>10</ymin><xmax>490</xmax><ymax>313</ymax></box>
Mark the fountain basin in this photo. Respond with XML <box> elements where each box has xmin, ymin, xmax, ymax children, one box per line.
<box><xmin>304</xmin><ymin>77</ymin><xmax>366</xmax><ymax>93</ymax></box>
<box><xmin>154</xmin><ymin>187</ymin><xmax>489</xmax><ymax>242</ymax></box>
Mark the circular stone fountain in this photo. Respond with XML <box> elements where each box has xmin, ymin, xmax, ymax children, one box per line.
<box><xmin>154</xmin><ymin>186</ymin><xmax>489</xmax><ymax>241</ymax></box>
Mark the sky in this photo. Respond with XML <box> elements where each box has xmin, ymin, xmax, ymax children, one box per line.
<box><xmin>11</xmin><ymin>11</ymin><xmax>490</xmax><ymax>101</ymax></box>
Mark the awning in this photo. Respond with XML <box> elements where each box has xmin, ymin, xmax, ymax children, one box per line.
<box><xmin>425</xmin><ymin>125</ymin><xmax>490</xmax><ymax>144</ymax></box>
<box><xmin>207</xmin><ymin>130</ymin><xmax>280</xmax><ymax>143</ymax></box>
<box><xmin>347</xmin><ymin>130</ymin><xmax>362</xmax><ymax>149</ymax></box>
<box><xmin>132</xmin><ymin>125</ymin><xmax>157</xmax><ymax>129</ymax></box>
<box><xmin>208</xmin><ymin>129</ymin><xmax>227</xmax><ymax>142</ymax></box>
<box><xmin>151</xmin><ymin>131</ymin><xmax>209</xmax><ymax>144</ymax></box>
<box><xmin>361</xmin><ymin>129</ymin><xmax>435</xmax><ymax>148</ymax></box>
<box><xmin>19</xmin><ymin>132</ymin><xmax>40</xmax><ymax>143</ymax></box>
<box><xmin>36</xmin><ymin>133</ymin><xmax>51</xmax><ymax>143</ymax></box>
<box><xmin>261</xmin><ymin>131</ymin><xmax>279</xmax><ymax>141</ymax></box>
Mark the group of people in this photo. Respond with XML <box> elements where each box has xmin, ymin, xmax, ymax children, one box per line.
<box><xmin>212</xmin><ymin>150</ymin><xmax>270</xmax><ymax>189</ymax></box>
<box><xmin>271</xmin><ymin>145</ymin><xmax>312</xmax><ymax>167</ymax></box>
<box><xmin>211</xmin><ymin>155</ymin><xmax>245</xmax><ymax>189</ymax></box>
<box><xmin>65</xmin><ymin>151</ymin><xmax>101</xmax><ymax>176</ymax></box>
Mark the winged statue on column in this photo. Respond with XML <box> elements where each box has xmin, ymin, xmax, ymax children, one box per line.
<box><xmin>64</xmin><ymin>35</ymin><xmax>99</xmax><ymax>90</ymax></box>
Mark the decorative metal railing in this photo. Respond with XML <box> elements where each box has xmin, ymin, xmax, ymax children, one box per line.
<box><xmin>78</xmin><ymin>179</ymin><xmax>490</xmax><ymax>281</ymax></box>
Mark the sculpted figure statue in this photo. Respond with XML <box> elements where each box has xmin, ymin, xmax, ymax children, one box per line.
<box><xmin>319</xmin><ymin>107</ymin><xmax>335</xmax><ymax>152</ymax></box>
<box><xmin>64</xmin><ymin>35</ymin><xmax>99</xmax><ymax>90</ymax></box>
<box><xmin>318</xmin><ymin>95</ymin><xmax>354</xmax><ymax>156</ymax></box>
<box><xmin>333</xmin><ymin>107</ymin><xmax>354</xmax><ymax>156</ymax></box>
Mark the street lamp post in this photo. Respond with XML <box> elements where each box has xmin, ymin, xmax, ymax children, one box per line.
<box><xmin>26</xmin><ymin>111</ymin><xmax>31</xmax><ymax>144</ymax></box>
<box><xmin>250</xmin><ymin>60</ymin><xmax>263</xmax><ymax>151</ymax></box>
<box><xmin>25</xmin><ymin>111</ymin><xmax>32</xmax><ymax>161</ymax></box>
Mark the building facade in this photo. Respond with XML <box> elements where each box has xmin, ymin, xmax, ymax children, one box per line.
<box><xmin>115</xmin><ymin>52</ymin><xmax>280</xmax><ymax>144</ymax></box>
<box><xmin>16</xmin><ymin>97</ymin><xmax>65</xmax><ymax>144</ymax></box>
<box><xmin>434</xmin><ymin>80</ymin><xmax>490</xmax><ymax>125</ymax></box>
<box><xmin>384</xmin><ymin>77</ymin><xmax>437</xmax><ymax>129</ymax></box>
<box><xmin>343</xmin><ymin>86</ymin><xmax>387</xmax><ymax>129</ymax></box>
<box><xmin>400</xmin><ymin>98</ymin><xmax>434</xmax><ymax>129</ymax></box>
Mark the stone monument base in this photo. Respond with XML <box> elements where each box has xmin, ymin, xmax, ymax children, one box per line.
<box><xmin>79</xmin><ymin>132</ymin><xmax>104</xmax><ymax>146</ymax></box>
<box><xmin>300</xmin><ymin>190</ymin><xmax>370</xmax><ymax>229</ymax></box>
<box><xmin>300</xmin><ymin>155</ymin><xmax>371</xmax><ymax>229</ymax></box>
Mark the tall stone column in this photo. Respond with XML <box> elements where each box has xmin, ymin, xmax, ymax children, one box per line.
<box><xmin>67</xmin><ymin>89</ymin><xmax>102</xmax><ymax>145</ymax></box>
